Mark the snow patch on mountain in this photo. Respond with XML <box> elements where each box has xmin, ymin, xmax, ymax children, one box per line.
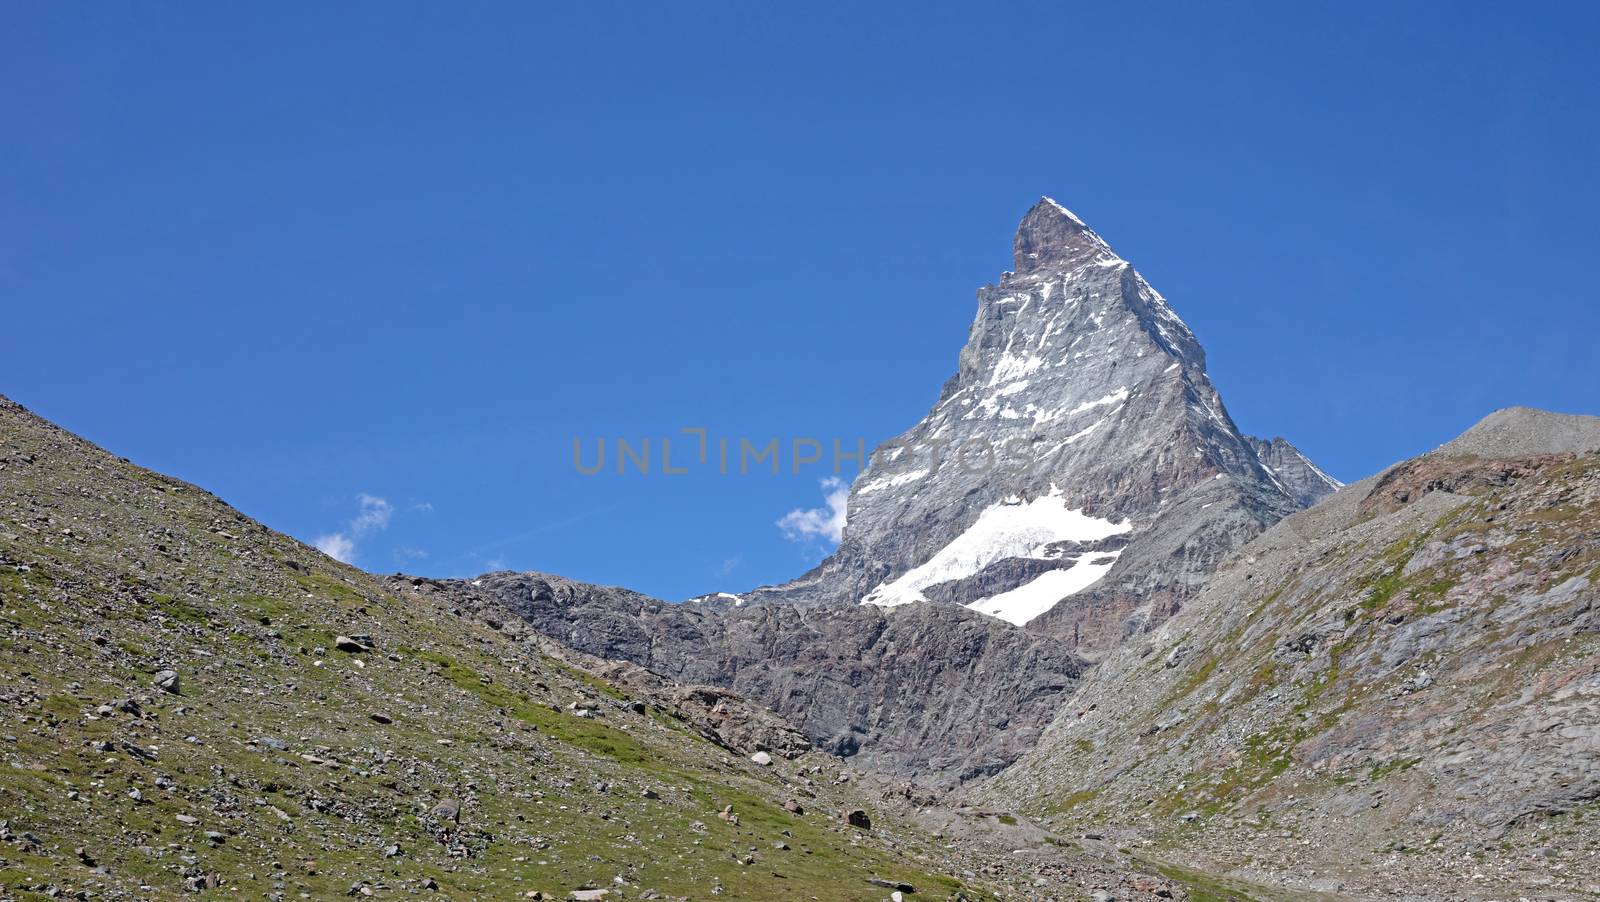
<box><xmin>1071</xmin><ymin>388</ymin><xmax>1129</xmax><ymax>415</ymax></box>
<box><xmin>965</xmin><ymin>551</ymin><xmax>1123</xmax><ymax>625</ymax></box>
<box><xmin>862</xmin><ymin>489</ymin><xmax>1132</xmax><ymax>609</ymax></box>
<box><xmin>856</xmin><ymin>468</ymin><xmax>929</xmax><ymax>496</ymax></box>
<box><xmin>990</xmin><ymin>351</ymin><xmax>1045</xmax><ymax>385</ymax></box>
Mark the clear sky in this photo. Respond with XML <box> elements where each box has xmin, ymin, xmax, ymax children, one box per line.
<box><xmin>5</xmin><ymin>3</ymin><xmax>1598</xmax><ymax>599</ymax></box>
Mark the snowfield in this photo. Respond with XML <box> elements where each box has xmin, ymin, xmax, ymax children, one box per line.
<box><xmin>964</xmin><ymin>551</ymin><xmax>1122</xmax><ymax>625</ymax></box>
<box><xmin>862</xmin><ymin>487</ymin><xmax>1131</xmax><ymax>621</ymax></box>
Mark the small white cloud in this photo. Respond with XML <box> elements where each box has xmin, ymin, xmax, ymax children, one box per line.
<box><xmin>314</xmin><ymin>533</ymin><xmax>357</xmax><ymax>563</ymax></box>
<box><xmin>412</xmin><ymin>501</ymin><xmax>434</xmax><ymax>513</ymax></box>
<box><xmin>484</xmin><ymin>557</ymin><xmax>508</xmax><ymax>571</ymax></box>
<box><xmin>352</xmin><ymin>494</ymin><xmax>393</xmax><ymax>534</ymax></box>
<box><xmin>778</xmin><ymin>477</ymin><xmax>848</xmax><ymax>544</ymax></box>
<box><xmin>717</xmin><ymin>555</ymin><xmax>742</xmax><ymax>576</ymax></box>
<box><xmin>314</xmin><ymin>494</ymin><xmax>395</xmax><ymax>566</ymax></box>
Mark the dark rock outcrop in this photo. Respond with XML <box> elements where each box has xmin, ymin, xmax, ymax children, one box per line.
<box><xmin>445</xmin><ymin>570</ymin><xmax>1086</xmax><ymax>784</ymax></box>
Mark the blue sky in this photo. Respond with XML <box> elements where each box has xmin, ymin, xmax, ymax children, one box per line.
<box><xmin>5</xmin><ymin>3</ymin><xmax>1598</xmax><ymax>599</ymax></box>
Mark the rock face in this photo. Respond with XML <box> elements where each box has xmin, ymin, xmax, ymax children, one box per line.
<box><xmin>449</xmin><ymin>570</ymin><xmax>1086</xmax><ymax>784</ymax></box>
<box><xmin>389</xmin><ymin>574</ymin><xmax>818</xmax><ymax>761</ymax></box>
<box><xmin>982</xmin><ymin>409</ymin><xmax>1600</xmax><ymax>896</ymax></box>
<box><xmin>1245</xmin><ymin>435</ymin><xmax>1344</xmax><ymax>508</ymax></box>
<box><xmin>747</xmin><ymin>198</ymin><xmax>1337</xmax><ymax>656</ymax></box>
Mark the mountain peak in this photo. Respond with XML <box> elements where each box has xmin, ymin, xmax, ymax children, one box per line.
<box><xmin>749</xmin><ymin>196</ymin><xmax>1332</xmax><ymax>651</ymax></box>
<box><xmin>1440</xmin><ymin>406</ymin><xmax>1600</xmax><ymax>458</ymax></box>
<box><xmin>1012</xmin><ymin>196</ymin><xmax>1116</xmax><ymax>274</ymax></box>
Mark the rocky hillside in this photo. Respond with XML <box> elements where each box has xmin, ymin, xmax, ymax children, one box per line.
<box><xmin>747</xmin><ymin>199</ymin><xmax>1337</xmax><ymax>658</ymax></box>
<box><xmin>980</xmin><ymin>408</ymin><xmax>1600</xmax><ymax>899</ymax></box>
<box><xmin>436</xmin><ymin>571</ymin><xmax>1086</xmax><ymax>784</ymax></box>
<box><xmin>0</xmin><ymin>393</ymin><xmax>1198</xmax><ymax>901</ymax></box>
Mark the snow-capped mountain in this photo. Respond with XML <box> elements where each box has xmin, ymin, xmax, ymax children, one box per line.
<box><xmin>750</xmin><ymin>198</ymin><xmax>1338</xmax><ymax>652</ymax></box>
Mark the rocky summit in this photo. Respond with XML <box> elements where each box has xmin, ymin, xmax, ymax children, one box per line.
<box><xmin>748</xmin><ymin>199</ymin><xmax>1338</xmax><ymax>657</ymax></box>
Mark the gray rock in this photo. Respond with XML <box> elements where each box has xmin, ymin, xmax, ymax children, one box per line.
<box><xmin>1245</xmin><ymin>436</ymin><xmax>1342</xmax><ymax>509</ymax></box>
<box><xmin>453</xmin><ymin>572</ymin><xmax>1083</xmax><ymax>785</ymax></box>
<box><xmin>985</xmin><ymin>413</ymin><xmax>1600</xmax><ymax>853</ymax></box>
<box><xmin>153</xmin><ymin>669</ymin><xmax>180</xmax><ymax>693</ymax></box>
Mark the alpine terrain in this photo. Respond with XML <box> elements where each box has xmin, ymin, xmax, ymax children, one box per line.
<box><xmin>6</xmin><ymin>197</ymin><xmax>1597</xmax><ymax>902</ymax></box>
<box><xmin>451</xmin><ymin>200</ymin><xmax>1343</xmax><ymax>786</ymax></box>
<box><xmin>982</xmin><ymin>407</ymin><xmax>1600</xmax><ymax>898</ymax></box>
<box><xmin>747</xmin><ymin>198</ymin><xmax>1339</xmax><ymax>658</ymax></box>
<box><xmin>0</xmin><ymin>393</ymin><xmax>1202</xmax><ymax>901</ymax></box>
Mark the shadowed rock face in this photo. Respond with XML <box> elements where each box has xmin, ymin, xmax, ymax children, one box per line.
<box><xmin>745</xmin><ymin>198</ymin><xmax>1337</xmax><ymax>655</ymax></box>
<box><xmin>445</xmin><ymin>570</ymin><xmax>1087</xmax><ymax>785</ymax></box>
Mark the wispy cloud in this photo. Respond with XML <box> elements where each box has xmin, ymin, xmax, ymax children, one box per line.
<box><xmin>351</xmin><ymin>493</ymin><xmax>393</xmax><ymax>532</ymax></box>
<box><xmin>315</xmin><ymin>494</ymin><xmax>395</xmax><ymax>565</ymax></box>
<box><xmin>717</xmin><ymin>555</ymin><xmax>743</xmax><ymax>576</ymax></box>
<box><xmin>777</xmin><ymin>477</ymin><xmax>848</xmax><ymax>545</ymax></box>
<box><xmin>315</xmin><ymin>533</ymin><xmax>357</xmax><ymax>563</ymax></box>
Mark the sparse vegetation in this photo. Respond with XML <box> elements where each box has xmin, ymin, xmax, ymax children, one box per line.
<box><xmin>0</xmin><ymin>396</ymin><xmax>1002</xmax><ymax>902</ymax></box>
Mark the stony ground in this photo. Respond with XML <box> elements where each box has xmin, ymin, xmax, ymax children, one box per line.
<box><xmin>0</xmin><ymin>395</ymin><xmax>1213</xmax><ymax>901</ymax></box>
<box><xmin>981</xmin><ymin>411</ymin><xmax>1600</xmax><ymax>900</ymax></box>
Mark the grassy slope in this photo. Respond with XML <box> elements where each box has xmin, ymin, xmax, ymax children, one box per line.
<box><xmin>0</xmin><ymin>396</ymin><xmax>980</xmax><ymax>902</ymax></box>
<box><xmin>982</xmin><ymin>450</ymin><xmax>1600</xmax><ymax>896</ymax></box>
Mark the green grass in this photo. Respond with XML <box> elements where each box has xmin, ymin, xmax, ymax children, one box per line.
<box><xmin>0</xmin><ymin>437</ymin><xmax>991</xmax><ymax>902</ymax></box>
<box><xmin>405</xmin><ymin>647</ymin><xmax>656</xmax><ymax>764</ymax></box>
<box><xmin>147</xmin><ymin>592</ymin><xmax>211</xmax><ymax>625</ymax></box>
<box><xmin>1146</xmin><ymin>859</ymin><xmax>1264</xmax><ymax>901</ymax></box>
<box><xmin>1045</xmin><ymin>787</ymin><xmax>1101</xmax><ymax>814</ymax></box>
<box><xmin>1369</xmin><ymin>756</ymin><xmax>1422</xmax><ymax>779</ymax></box>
